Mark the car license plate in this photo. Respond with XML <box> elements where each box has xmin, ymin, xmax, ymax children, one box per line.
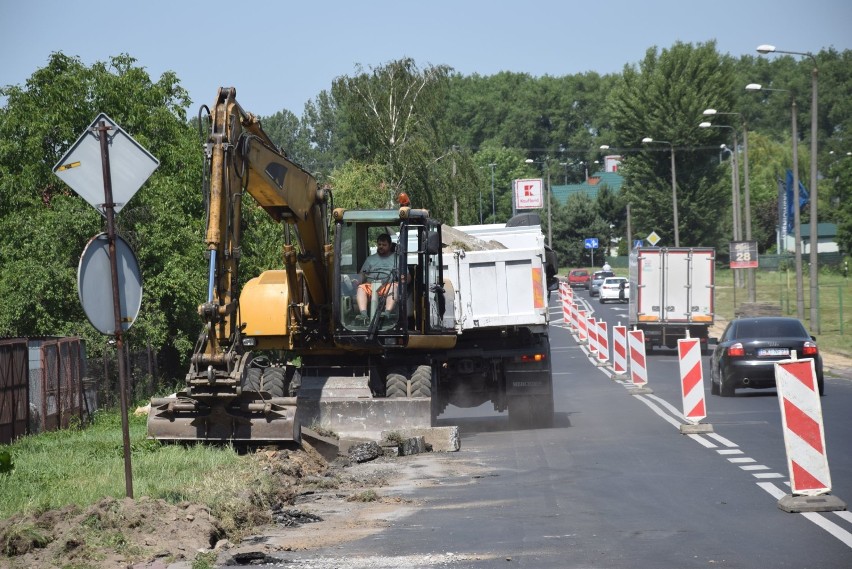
<box><xmin>757</xmin><ymin>348</ymin><xmax>789</xmax><ymax>357</ymax></box>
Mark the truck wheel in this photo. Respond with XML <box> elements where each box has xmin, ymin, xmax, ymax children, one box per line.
<box><xmin>261</xmin><ymin>367</ymin><xmax>287</xmax><ymax>397</ymax></box>
<box><xmin>243</xmin><ymin>367</ymin><xmax>262</xmax><ymax>392</ymax></box>
<box><xmin>410</xmin><ymin>365</ymin><xmax>432</xmax><ymax>398</ymax></box>
<box><xmin>385</xmin><ymin>369</ymin><xmax>408</xmax><ymax>398</ymax></box>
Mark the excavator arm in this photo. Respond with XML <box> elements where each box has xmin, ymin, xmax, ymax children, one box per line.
<box><xmin>198</xmin><ymin>87</ymin><xmax>330</xmax><ymax>363</ymax></box>
<box><xmin>148</xmin><ymin>88</ymin><xmax>330</xmax><ymax>442</ymax></box>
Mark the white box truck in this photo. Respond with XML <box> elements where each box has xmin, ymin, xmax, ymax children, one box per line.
<box><xmin>628</xmin><ymin>247</ymin><xmax>715</xmax><ymax>353</ymax></box>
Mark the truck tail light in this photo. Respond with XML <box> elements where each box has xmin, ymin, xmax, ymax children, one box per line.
<box><xmin>802</xmin><ymin>341</ymin><xmax>818</xmax><ymax>356</ymax></box>
<box><xmin>520</xmin><ymin>353</ymin><xmax>546</xmax><ymax>363</ymax></box>
<box><xmin>727</xmin><ymin>343</ymin><xmax>745</xmax><ymax>357</ymax></box>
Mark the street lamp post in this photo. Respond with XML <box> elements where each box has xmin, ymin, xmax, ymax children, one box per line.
<box><xmin>703</xmin><ymin>109</ymin><xmax>755</xmax><ymax>301</ymax></box>
<box><xmin>525</xmin><ymin>157</ymin><xmax>552</xmax><ymax>247</ymax></box>
<box><xmin>700</xmin><ymin>120</ymin><xmax>745</xmax><ymax>289</ymax></box>
<box><xmin>641</xmin><ymin>137</ymin><xmax>679</xmax><ymax>247</ymax></box>
<box><xmin>747</xmin><ymin>82</ymin><xmax>805</xmax><ymax>321</ymax></box>
<box><xmin>758</xmin><ymin>44</ymin><xmax>820</xmax><ymax>331</ymax></box>
<box><xmin>488</xmin><ymin>163</ymin><xmax>496</xmax><ymax>220</ymax></box>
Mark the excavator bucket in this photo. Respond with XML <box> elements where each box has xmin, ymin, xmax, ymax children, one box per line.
<box><xmin>146</xmin><ymin>392</ymin><xmax>299</xmax><ymax>443</ymax></box>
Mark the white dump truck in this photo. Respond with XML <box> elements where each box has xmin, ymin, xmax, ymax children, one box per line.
<box><xmin>435</xmin><ymin>216</ymin><xmax>558</xmax><ymax>428</ymax></box>
<box><xmin>628</xmin><ymin>246</ymin><xmax>715</xmax><ymax>353</ymax></box>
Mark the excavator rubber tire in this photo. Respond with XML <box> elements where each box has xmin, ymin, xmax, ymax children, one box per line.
<box><xmin>385</xmin><ymin>369</ymin><xmax>408</xmax><ymax>398</ymax></box>
<box><xmin>244</xmin><ymin>367</ymin><xmax>263</xmax><ymax>391</ymax></box>
<box><xmin>409</xmin><ymin>365</ymin><xmax>432</xmax><ymax>398</ymax></box>
<box><xmin>261</xmin><ymin>367</ymin><xmax>287</xmax><ymax>397</ymax></box>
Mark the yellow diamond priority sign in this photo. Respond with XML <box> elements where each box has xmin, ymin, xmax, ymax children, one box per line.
<box><xmin>647</xmin><ymin>231</ymin><xmax>661</xmax><ymax>246</ymax></box>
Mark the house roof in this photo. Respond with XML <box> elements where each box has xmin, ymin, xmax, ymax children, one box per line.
<box><xmin>551</xmin><ymin>170</ymin><xmax>624</xmax><ymax>205</ymax></box>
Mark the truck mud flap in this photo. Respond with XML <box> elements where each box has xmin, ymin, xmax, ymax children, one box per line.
<box><xmin>504</xmin><ymin>368</ymin><xmax>553</xmax><ymax>396</ymax></box>
<box><xmin>147</xmin><ymin>394</ymin><xmax>299</xmax><ymax>443</ymax></box>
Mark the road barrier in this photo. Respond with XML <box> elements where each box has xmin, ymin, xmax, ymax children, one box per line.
<box><xmin>627</xmin><ymin>329</ymin><xmax>648</xmax><ymax>388</ymax></box>
<box><xmin>774</xmin><ymin>357</ymin><xmax>846</xmax><ymax>512</ymax></box>
<box><xmin>677</xmin><ymin>337</ymin><xmax>712</xmax><ymax>434</ymax></box>
<box><xmin>587</xmin><ymin>316</ymin><xmax>598</xmax><ymax>354</ymax></box>
<box><xmin>612</xmin><ymin>325</ymin><xmax>628</xmax><ymax>377</ymax></box>
<box><xmin>577</xmin><ymin>310</ymin><xmax>588</xmax><ymax>343</ymax></box>
<box><xmin>559</xmin><ymin>283</ymin><xmax>572</xmax><ymax>325</ymax></box>
<box><xmin>596</xmin><ymin>320</ymin><xmax>609</xmax><ymax>364</ymax></box>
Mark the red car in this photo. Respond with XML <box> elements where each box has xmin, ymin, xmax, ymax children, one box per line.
<box><xmin>568</xmin><ymin>269</ymin><xmax>590</xmax><ymax>288</ymax></box>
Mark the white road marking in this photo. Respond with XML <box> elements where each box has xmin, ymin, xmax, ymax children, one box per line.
<box><xmin>706</xmin><ymin>432</ymin><xmax>738</xmax><ymax>447</ymax></box>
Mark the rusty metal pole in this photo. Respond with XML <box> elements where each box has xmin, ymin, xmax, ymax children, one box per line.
<box><xmin>96</xmin><ymin>120</ymin><xmax>134</xmax><ymax>498</ymax></box>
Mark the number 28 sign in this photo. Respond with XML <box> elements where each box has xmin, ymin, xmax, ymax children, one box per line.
<box><xmin>730</xmin><ymin>241</ymin><xmax>758</xmax><ymax>269</ymax></box>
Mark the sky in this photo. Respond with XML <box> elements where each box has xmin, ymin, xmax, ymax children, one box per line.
<box><xmin>2</xmin><ymin>0</ymin><xmax>851</xmax><ymax>118</ymax></box>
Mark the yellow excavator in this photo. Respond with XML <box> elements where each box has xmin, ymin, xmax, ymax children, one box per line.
<box><xmin>147</xmin><ymin>87</ymin><xmax>458</xmax><ymax>443</ymax></box>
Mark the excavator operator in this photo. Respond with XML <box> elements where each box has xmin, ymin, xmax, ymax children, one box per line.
<box><xmin>356</xmin><ymin>233</ymin><xmax>399</xmax><ymax>322</ymax></box>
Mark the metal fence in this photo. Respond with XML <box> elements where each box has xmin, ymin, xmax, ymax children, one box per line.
<box><xmin>0</xmin><ymin>337</ymin><xmax>168</xmax><ymax>444</ymax></box>
<box><xmin>1</xmin><ymin>337</ymin><xmax>92</xmax><ymax>444</ymax></box>
<box><xmin>0</xmin><ymin>339</ymin><xmax>29</xmax><ymax>444</ymax></box>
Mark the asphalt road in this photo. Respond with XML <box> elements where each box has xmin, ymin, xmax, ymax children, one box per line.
<box><xmin>258</xmin><ymin>290</ymin><xmax>852</xmax><ymax>568</ymax></box>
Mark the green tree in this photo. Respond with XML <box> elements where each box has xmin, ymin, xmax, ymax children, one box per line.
<box><xmin>0</xmin><ymin>53</ymin><xmax>203</xmax><ymax>372</ymax></box>
<box><xmin>606</xmin><ymin>41</ymin><xmax>735</xmax><ymax>248</ymax></box>
<box><xmin>331</xmin><ymin>58</ymin><xmax>452</xmax><ymax>192</ymax></box>
<box><xmin>551</xmin><ymin>193</ymin><xmax>610</xmax><ymax>268</ymax></box>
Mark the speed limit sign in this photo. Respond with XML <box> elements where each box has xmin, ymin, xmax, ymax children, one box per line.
<box><xmin>730</xmin><ymin>241</ymin><xmax>758</xmax><ymax>269</ymax></box>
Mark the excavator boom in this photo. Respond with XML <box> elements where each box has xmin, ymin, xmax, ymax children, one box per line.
<box><xmin>149</xmin><ymin>87</ymin><xmax>331</xmax><ymax>443</ymax></box>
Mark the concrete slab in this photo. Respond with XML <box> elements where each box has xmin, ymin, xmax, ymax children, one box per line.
<box><xmin>778</xmin><ymin>493</ymin><xmax>847</xmax><ymax>513</ymax></box>
<box><xmin>679</xmin><ymin>422</ymin><xmax>714</xmax><ymax>434</ymax></box>
<box><xmin>298</xmin><ymin>376</ymin><xmax>373</xmax><ymax>398</ymax></box>
<box><xmin>296</xmin><ymin>397</ymin><xmax>432</xmax><ymax>438</ymax></box>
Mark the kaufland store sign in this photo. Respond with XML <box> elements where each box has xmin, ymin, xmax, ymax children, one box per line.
<box><xmin>514</xmin><ymin>178</ymin><xmax>543</xmax><ymax>210</ymax></box>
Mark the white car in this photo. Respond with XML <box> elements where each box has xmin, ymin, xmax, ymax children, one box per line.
<box><xmin>599</xmin><ymin>276</ymin><xmax>628</xmax><ymax>303</ymax></box>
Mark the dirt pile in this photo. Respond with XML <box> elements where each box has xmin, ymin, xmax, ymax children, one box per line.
<box><xmin>0</xmin><ymin>445</ymin><xmax>334</xmax><ymax>568</ymax></box>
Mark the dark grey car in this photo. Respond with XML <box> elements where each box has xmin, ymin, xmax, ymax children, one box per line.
<box><xmin>588</xmin><ymin>270</ymin><xmax>614</xmax><ymax>297</ymax></box>
<box><xmin>709</xmin><ymin>316</ymin><xmax>824</xmax><ymax>397</ymax></box>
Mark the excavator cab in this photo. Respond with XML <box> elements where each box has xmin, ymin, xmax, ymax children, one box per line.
<box><xmin>333</xmin><ymin>208</ymin><xmax>455</xmax><ymax>349</ymax></box>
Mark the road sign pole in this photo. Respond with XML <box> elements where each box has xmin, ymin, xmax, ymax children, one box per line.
<box><xmin>97</xmin><ymin>120</ymin><xmax>134</xmax><ymax>499</ymax></box>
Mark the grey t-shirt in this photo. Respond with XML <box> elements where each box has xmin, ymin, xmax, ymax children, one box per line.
<box><xmin>361</xmin><ymin>252</ymin><xmax>396</xmax><ymax>282</ymax></box>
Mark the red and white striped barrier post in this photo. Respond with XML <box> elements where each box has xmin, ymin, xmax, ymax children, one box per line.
<box><xmin>577</xmin><ymin>310</ymin><xmax>588</xmax><ymax>343</ymax></box>
<box><xmin>677</xmin><ymin>336</ymin><xmax>713</xmax><ymax>434</ymax></box>
<box><xmin>775</xmin><ymin>356</ymin><xmax>846</xmax><ymax>512</ymax></box>
<box><xmin>612</xmin><ymin>325</ymin><xmax>628</xmax><ymax>378</ymax></box>
<box><xmin>587</xmin><ymin>316</ymin><xmax>598</xmax><ymax>355</ymax></box>
<box><xmin>596</xmin><ymin>320</ymin><xmax>609</xmax><ymax>365</ymax></box>
<box><xmin>560</xmin><ymin>283</ymin><xmax>571</xmax><ymax>325</ymax></box>
<box><xmin>627</xmin><ymin>329</ymin><xmax>652</xmax><ymax>393</ymax></box>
